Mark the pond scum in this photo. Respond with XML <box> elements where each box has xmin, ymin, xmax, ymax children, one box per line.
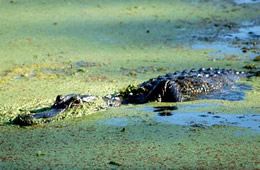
<box><xmin>0</xmin><ymin>0</ymin><xmax>259</xmax><ymax>169</ymax></box>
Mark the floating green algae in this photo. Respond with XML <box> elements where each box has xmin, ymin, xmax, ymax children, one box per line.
<box><xmin>0</xmin><ymin>106</ymin><xmax>259</xmax><ymax>169</ymax></box>
<box><xmin>0</xmin><ymin>60</ymin><xmax>105</xmax><ymax>84</ymax></box>
<box><xmin>0</xmin><ymin>0</ymin><xmax>260</xmax><ymax>169</ymax></box>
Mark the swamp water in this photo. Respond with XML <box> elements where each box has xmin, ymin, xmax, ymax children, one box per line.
<box><xmin>233</xmin><ymin>0</ymin><xmax>260</xmax><ymax>4</ymax></box>
<box><xmin>192</xmin><ymin>24</ymin><xmax>260</xmax><ymax>61</ymax></box>
<box><xmin>101</xmin><ymin>104</ymin><xmax>260</xmax><ymax>131</ymax></box>
<box><xmin>0</xmin><ymin>0</ymin><xmax>260</xmax><ymax>169</ymax></box>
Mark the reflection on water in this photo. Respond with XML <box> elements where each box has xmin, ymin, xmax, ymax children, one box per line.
<box><xmin>153</xmin><ymin>106</ymin><xmax>178</xmax><ymax>112</ymax></box>
<box><xmin>139</xmin><ymin>106</ymin><xmax>178</xmax><ymax>116</ymax></box>
<box><xmin>158</xmin><ymin>112</ymin><xmax>173</xmax><ymax>116</ymax></box>
<box><xmin>153</xmin><ymin>106</ymin><xmax>177</xmax><ymax>116</ymax></box>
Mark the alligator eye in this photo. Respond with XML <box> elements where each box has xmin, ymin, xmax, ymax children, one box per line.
<box><xmin>56</xmin><ymin>95</ymin><xmax>64</xmax><ymax>102</ymax></box>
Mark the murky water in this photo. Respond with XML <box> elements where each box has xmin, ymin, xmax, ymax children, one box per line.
<box><xmin>233</xmin><ymin>0</ymin><xmax>260</xmax><ymax>4</ymax></box>
<box><xmin>135</xmin><ymin>83</ymin><xmax>257</xmax><ymax>131</ymax></box>
<box><xmin>1</xmin><ymin>0</ymin><xmax>260</xmax><ymax>169</ymax></box>
<box><xmin>192</xmin><ymin>23</ymin><xmax>260</xmax><ymax>61</ymax></box>
<box><xmin>192</xmin><ymin>41</ymin><xmax>258</xmax><ymax>60</ymax></box>
<box><xmin>132</xmin><ymin>83</ymin><xmax>253</xmax><ymax>130</ymax></box>
<box><xmin>180</xmin><ymin>103</ymin><xmax>222</xmax><ymax>108</ymax></box>
<box><xmin>225</xmin><ymin>25</ymin><xmax>260</xmax><ymax>40</ymax></box>
<box><xmin>154</xmin><ymin>112</ymin><xmax>260</xmax><ymax>130</ymax></box>
<box><xmin>98</xmin><ymin>105</ymin><xmax>260</xmax><ymax>131</ymax></box>
<box><xmin>142</xmin><ymin>103</ymin><xmax>259</xmax><ymax>131</ymax></box>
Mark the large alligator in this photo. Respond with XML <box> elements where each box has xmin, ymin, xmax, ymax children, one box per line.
<box><xmin>13</xmin><ymin>67</ymin><xmax>254</xmax><ymax>126</ymax></box>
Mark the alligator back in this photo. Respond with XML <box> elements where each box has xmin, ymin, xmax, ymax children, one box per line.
<box><xmin>124</xmin><ymin>68</ymin><xmax>248</xmax><ymax>103</ymax></box>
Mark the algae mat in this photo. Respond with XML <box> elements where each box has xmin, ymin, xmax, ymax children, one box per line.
<box><xmin>0</xmin><ymin>105</ymin><xmax>259</xmax><ymax>169</ymax></box>
<box><xmin>0</xmin><ymin>0</ymin><xmax>260</xmax><ymax>169</ymax></box>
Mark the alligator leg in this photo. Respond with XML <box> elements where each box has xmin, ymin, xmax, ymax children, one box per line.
<box><xmin>144</xmin><ymin>80</ymin><xmax>183</xmax><ymax>103</ymax></box>
<box><xmin>163</xmin><ymin>80</ymin><xmax>183</xmax><ymax>102</ymax></box>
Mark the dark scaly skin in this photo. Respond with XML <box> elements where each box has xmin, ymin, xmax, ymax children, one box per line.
<box><xmin>122</xmin><ymin>68</ymin><xmax>248</xmax><ymax>104</ymax></box>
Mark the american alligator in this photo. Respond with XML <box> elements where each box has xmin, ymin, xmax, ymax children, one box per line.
<box><xmin>120</xmin><ymin>68</ymin><xmax>250</xmax><ymax>104</ymax></box>
<box><xmin>13</xmin><ymin>67</ymin><xmax>253</xmax><ymax>126</ymax></box>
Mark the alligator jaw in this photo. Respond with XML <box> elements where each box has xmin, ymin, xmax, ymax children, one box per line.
<box><xmin>32</xmin><ymin>108</ymin><xmax>66</xmax><ymax>119</ymax></box>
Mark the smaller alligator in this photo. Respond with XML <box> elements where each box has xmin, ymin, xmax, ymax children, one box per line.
<box><xmin>120</xmin><ymin>68</ymin><xmax>251</xmax><ymax>104</ymax></box>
